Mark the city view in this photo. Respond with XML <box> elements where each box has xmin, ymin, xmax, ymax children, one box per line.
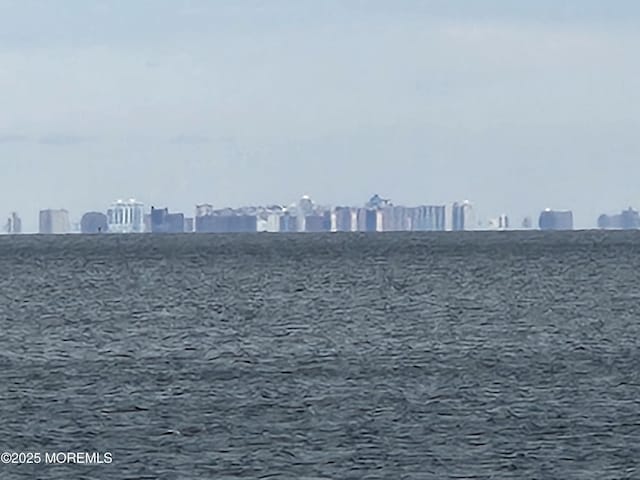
<box><xmin>5</xmin><ymin>194</ymin><xmax>640</xmax><ymax>234</ymax></box>
<box><xmin>2</xmin><ymin>1</ymin><xmax>639</xmax><ymax>478</ymax></box>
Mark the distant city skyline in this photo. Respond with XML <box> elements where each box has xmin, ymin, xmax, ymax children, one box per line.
<box><xmin>1</xmin><ymin>1</ymin><xmax>639</xmax><ymax>230</ymax></box>
<box><xmin>8</xmin><ymin>193</ymin><xmax>640</xmax><ymax>234</ymax></box>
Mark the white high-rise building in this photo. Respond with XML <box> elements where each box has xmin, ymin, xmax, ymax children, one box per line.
<box><xmin>107</xmin><ymin>199</ymin><xmax>145</xmax><ymax>233</ymax></box>
<box><xmin>297</xmin><ymin>195</ymin><xmax>314</xmax><ymax>232</ymax></box>
<box><xmin>451</xmin><ymin>200</ymin><xmax>475</xmax><ymax>231</ymax></box>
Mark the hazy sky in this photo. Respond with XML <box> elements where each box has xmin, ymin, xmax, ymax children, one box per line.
<box><xmin>1</xmin><ymin>0</ymin><xmax>639</xmax><ymax>230</ymax></box>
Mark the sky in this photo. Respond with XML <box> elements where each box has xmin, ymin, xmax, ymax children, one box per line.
<box><xmin>1</xmin><ymin>0</ymin><xmax>639</xmax><ymax>231</ymax></box>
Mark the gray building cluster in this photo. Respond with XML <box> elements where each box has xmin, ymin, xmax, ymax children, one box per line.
<box><xmin>125</xmin><ymin>194</ymin><xmax>452</xmax><ymax>234</ymax></box>
<box><xmin>538</xmin><ymin>209</ymin><xmax>574</xmax><ymax>231</ymax></box>
<box><xmin>597</xmin><ymin>208</ymin><xmax>640</xmax><ymax>230</ymax></box>
<box><xmin>21</xmin><ymin>195</ymin><xmax>640</xmax><ymax>234</ymax></box>
<box><xmin>195</xmin><ymin>205</ymin><xmax>257</xmax><ymax>233</ymax></box>
<box><xmin>150</xmin><ymin>207</ymin><xmax>185</xmax><ymax>233</ymax></box>
<box><xmin>33</xmin><ymin>199</ymin><xmax>191</xmax><ymax>234</ymax></box>
<box><xmin>251</xmin><ymin>195</ymin><xmax>450</xmax><ymax>233</ymax></box>
<box><xmin>10</xmin><ymin>195</ymin><xmax>482</xmax><ymax>234</ymax></box>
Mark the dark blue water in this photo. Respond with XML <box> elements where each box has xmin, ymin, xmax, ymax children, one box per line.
<box><xmin>1</xmin><ymin>232</ymin><xmax>640</xmax><ymax>479</ymax></box>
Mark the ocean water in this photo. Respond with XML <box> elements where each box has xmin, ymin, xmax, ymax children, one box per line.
<box><xmin>1</xmin><ymin>232</ymin><xmax>640</xmax><ymax>479</ymax></box>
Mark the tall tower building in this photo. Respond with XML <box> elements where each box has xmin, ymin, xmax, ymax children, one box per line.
<box><xmin>5</xmin><ymin>212</ymin><xmax>22</xmax><ymax>234</ymax></box>
<box><xmin>356</xmin><ymin>208</ymin><xmax>377</xmax><ymax>232</ymax></box>
<box><xmin>297</xmin><ymin>195</ymin><xmax>314</xmax><ymax>232</ymax></box>
<box><xmin>332</xmin><ymin>207</ymin><xmax>353</xmax><ymax>232</ymax></box>
<box><xmin>451</xmin><ymin>201</ymin><xmax>474</xmax><ymax>231</ymax></box>
<box><xmin>39</xmin><ymin>209</ymin><xmax>71</xmax><ymax>234</ymax></box>
<box><xmin>451</xmin><ymin>202</ymin><xmax>464</xmax><ymax>231</ymax></box>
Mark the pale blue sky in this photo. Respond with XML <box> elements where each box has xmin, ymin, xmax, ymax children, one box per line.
<box><xmin>1</xmin><ymin>0</ymin><xmax>639</xmax><ymax>230</ymax></box>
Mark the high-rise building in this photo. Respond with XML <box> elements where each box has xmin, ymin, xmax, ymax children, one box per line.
<box><xmin>39</xmin><ymin>209</ymin><xmax>71</xmax><ymax>234</ymax></box>
<box><xmin>539</xmin><ymin>209</ymin><xmax>573</xmax><ymax>230</ymax></box>
<box><xmin>80</xmin><ymin>212</ymin><xmax>108</xmax><ymax>233</ymax></box>
<box><xmin>378</xmin><ymin>206</ymin><xmax>411</xmax><ymax>232</ymax></box>
<box><xmin>356</xmin><ymin>208</ymin><xmax>377</xmax><ymax>232</ymax></box>
<box><xmin>451</xmin><ymin>202</ymin><xmax>463</xmax><ymax>231</ymax></box>
<box><xmin>150</xmin><ymin>207</ymin><xmax>185</xmax><ymax>233</ymax></box>
<box><xmin>297</xmin><ymin>195</ymin><xmax>315</xmax><ymax>232</ymax></box>
<box><xmin>184</xmin><ymin>217</ymin><xmax>194</xmax><ymax>232</ymax></box>
<box><xmin>323</xmin><ymin>210</ymin><xmax>332</xmax><ymax>231</ymax></box>
<box><xmin>5</xmin><ymin>212</ymin><xmax>22</xmax><ymax>234</ymax></box>
<box><xmin>411</xmin><ymin>206</ymin><xmax>446</xmax><ymax>231</ymax></box>
<box><xmin>279</xmin><ymin>212</ymin><xmax>297</xmax><ymax>232</ymax></box>
<box><xmin>107</xmin><ymin>199</ymin><xmax>145</xmax><ymax>233</ymax></box>
<box><xmin>332</xmin><ymin>207</ymin><xmax>353</xmax><ymax>232</ymax></box>
<box><xmin>264</xmin><ymin>209</ymin><xmax>297</xmax><ymax>232</ymax></box>
<box><xmin>451</xmin><ymin>201</ymin><xmax>473</xmax><ymax>231</ymax></box>
<box><xmin>266</xmin><ymin>213</ymin><xmax>281</xmax><ymax>232</ymax></box>
<box><xmin>304</xmin><ymin>214</ymin><xmax>329</xmax><ymax>233</ymax></box>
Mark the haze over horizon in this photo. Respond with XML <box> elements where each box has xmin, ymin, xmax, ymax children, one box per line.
<box><xmin>1</xmin><ymin>0</ymin><xmax>639</xmax><ymax>231</ymax></box>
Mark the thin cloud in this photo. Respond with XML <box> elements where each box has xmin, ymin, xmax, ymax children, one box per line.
<box><xmin>168</xmin><ymin>135</ymin><xmax>211</xmax><ymax>145</ymax></box>
<box><xmin>0</xmin><ymin>134</ymin><xmax>29</xmax><ymax>143</ymax></box>
<box><xmin>38</xmin><ymin>135</ymin><xmax>96</xmax><ymax>146</ymax></box>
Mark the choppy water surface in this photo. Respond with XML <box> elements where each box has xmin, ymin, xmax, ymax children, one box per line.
<box><xmin>1</xmin><ymin>232</ymin><xmax>640</xmax><ymax>479</ymax></box>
